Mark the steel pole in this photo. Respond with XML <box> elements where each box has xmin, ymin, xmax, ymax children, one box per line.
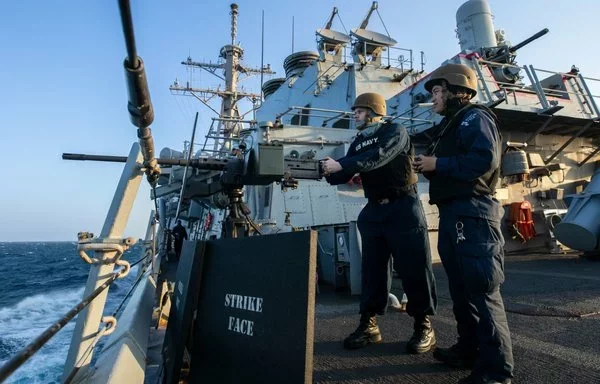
<box><xmin>62</xmin><ymin>142</ymin><xmax>144</xmax><ymax>382</ymax></box>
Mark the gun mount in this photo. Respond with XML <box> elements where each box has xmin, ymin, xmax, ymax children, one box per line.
<box><xmin>63</xmin><ymin>134</ymin><xmax>324</xmax><ymax>238</ymax></box>
<box><xmin>63</xmin><ymin>144</ymin><xmax>323</xmax><ymax>191</ymax></box>
<box><xmin>479</xmin><ymin>28</ymin><xmax>550</xmax><ymax>84</ymax></box>
<box><xmin>484</xmin><ymin>28</ymin><xmax>550</xmax><ymax>64</ymax></box>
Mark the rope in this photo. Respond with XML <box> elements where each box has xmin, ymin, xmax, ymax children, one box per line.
<box><xmin>173</xmin><ymin>93</ymin><xmax>192</xmax><ymax>122</ymax></box>
<box><xmin>150</xmin><ymin>220</ymin><xmax>157</xmax><ymax>278</ymax></box>
<box><xmin>437</xmin><ymin>295</ymin><xmax>600</xmax><ymax>319</ymax></box>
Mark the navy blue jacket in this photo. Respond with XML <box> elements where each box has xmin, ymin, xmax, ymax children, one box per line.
<box><xmin>425</xmin><ymin>106</ymin><xmax>503</xmax><ymax>221</ymax></box>
<box><xmin>326</xmin><ymin>122</ymin><xmax>417</xmax><ymax>200</ymax></box>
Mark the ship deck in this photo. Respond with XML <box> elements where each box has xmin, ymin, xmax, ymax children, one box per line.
<box><xmin>145</xmin><ymin>253</ymin><xmax>600</xmax><ymax>383</ymax></box>
<box><xmin>313</xmin><ymin>253</ymin><xmax>600</xmax><ymax>383</ymax></box>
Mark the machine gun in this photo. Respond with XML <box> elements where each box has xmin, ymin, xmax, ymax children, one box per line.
<box><xmin>63</xmin><ymin>145</ymin><xmax>323</xmax><ymax>191</ymax></box>
<box><xmin>484</xmin><ymin>28</ymin><xmax>549</xmax><ymax>64</ymax></box>
<box><xmin>481</xmin><ymin>28</ymin><xmax>549</xmax><ymax>84</ymax></box>
<box><xmin>63</xmin><ymin>143</ymin><xmax>323</xmax><ymax>238</ymax></box>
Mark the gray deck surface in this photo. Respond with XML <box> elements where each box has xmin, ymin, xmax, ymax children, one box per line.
<box><xmin>313</xmin><ymin>254</ymin><xmax>600</xmax><ymax>384</ymax></box>
<box><xmin>145</xmin><ymin>253</ymin><xmax>600</xmax><ymax>384</ymax></box>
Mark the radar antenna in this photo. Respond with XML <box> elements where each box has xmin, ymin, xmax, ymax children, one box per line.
<box><xmin>359</xmin><ymin>1</ymin><xmax>377</xmax><ymax>29</ymax></box>
<box><xmin>316</xmin><ymin>7</ymin><xmax>351</xmax><ymax>61</ymax></box>
<box><xmin>351</xmin><ymin>2</ymin><xmax>397</xmax><ymax>66</ymax></box>
<box><xmin>324</xmin><ymin>7</ymin><xmax>339</xmax><ymax>30</ymax></box>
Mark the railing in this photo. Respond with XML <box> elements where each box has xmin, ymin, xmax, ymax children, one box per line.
<box><xmin>274</xmin><ymin>105</ymin><xmax>435</xmax><ymax>133</ymax></box>
<box><xmin>0</xmin><ymin>218</ymin><xmax>158</xmax><ymax>383</ymax></box>
<box><xmin>62</xmin><ymin>248</ymin><xmax>154</xmax><ymax>383</ymax></box>
<box><xmin>0</xmin><ymin>142</ymin><xmax>164</xmax><ymax>384</ymax></box>
<box><xmin>474</xmin><ymin>59</ymin><xmax>600</xmax><ymax>119</ymax></box>
<box><xmin>338</xmin><ymin>44</ymin><xmax>425</xmax><ymax>71</ymax></box>
<box><xmin>197</xmin><ymin>117</ymin><xmax>258</xmax><ymax>159</ymax></box>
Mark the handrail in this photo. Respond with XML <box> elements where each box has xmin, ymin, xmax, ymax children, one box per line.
<box><xmin>276</xmin><ymin>105</ymin><xmax>353</xmax><ymax>120</ymax></box>
<box><xmin>0</xmin><ymin>266</ymin><xmax>127</xmax><ymax>383</ymax></box>
<box><xmin>63</xmin><ymin>143</ymin><xmax>145</xmax><ymax>381</ymax></box>
<box><xmin>62</xmin><ymin>252</ymin><xmax>153</xmax><ymax>384</ymax></box>
<box><xmin>477</xmin><ymin>59</ymin><xmax>600</xmax><ymax>92</ymax></box>
<box><xmin>475</xmin><ymin>60</ymin><xmax>600</xmax><ymax>115</ymax></box>
<box><xmin>337</xmin><ymin>44</ymin><xmax>418</xmax><ymax>69</ymax></box>
<box><xmin>62</xmin><ymin>322</ymin><xmax>112</xmax><ymax>384</ymax></box>
<box><xmin>0</xmin><ymin>250</ymin><xmax>153</xmax><ymax>383</ymax></box>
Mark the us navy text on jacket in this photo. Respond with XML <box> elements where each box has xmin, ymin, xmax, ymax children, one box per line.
<box><xmin>355</xmin><ymin>136</ymin><xmax>379</xmax><ymax>151</ymax></box>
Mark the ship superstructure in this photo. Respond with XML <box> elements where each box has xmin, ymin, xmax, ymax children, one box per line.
<box><xmin>158</xmin><ymin>0</ymin><xmax>600</xmax><ymax>275</ymax></box>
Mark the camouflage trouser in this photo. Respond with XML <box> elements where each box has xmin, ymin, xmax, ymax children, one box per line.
<box><xmin>438</xmin><ymin>210</ymin><xmax>514</xmax><ymax>381</ymax></box>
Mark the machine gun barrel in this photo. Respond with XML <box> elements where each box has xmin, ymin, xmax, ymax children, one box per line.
<box><xmin>509</xmin><ymin>28</ymin><xmax>549</xmax><ymax>53</ymax></box>
<box><xmin>63</xmin><ymin>152</ymin><xmax>322</xmax><ymax>182</ymax></box>
<box><xmin>62</xmin><ymin>153</ymin><xmax>128</xmax><ymax>163</ymax></box>
<box><xmin>62</xmin><ymin>153</ymin><xmax>229</xmax><ymax>170</ymax></box>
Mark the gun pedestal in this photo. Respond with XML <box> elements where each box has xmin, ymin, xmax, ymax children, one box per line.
<box><xmin>224</xmin><ymin>188</ymin><xmax>253</xmax><ymax>238</ymax></box>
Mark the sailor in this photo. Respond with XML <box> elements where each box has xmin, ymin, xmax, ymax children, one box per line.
<box><xmin>413</xmin><ymin>63</ymin><xmax>513</xmax><ymax>384</ymax></box>
<box><xmin>171</xmin><ymin>220</ymin><xmax>188</xmax><ymax>260</ymax></box>
<box><xmin>322</xmin><ymin>92</ymin><xmax>438</xmax><ymax>353</ymax></box>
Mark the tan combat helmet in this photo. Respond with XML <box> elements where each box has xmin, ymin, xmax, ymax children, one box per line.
<box><xmin>424</xmin><ymin>63</ymin><xmax>478</xmax><ymax>98</ymax></box>
<box><xmin>352</xmin><ymin>92</ymin><xmax>387</xmax><ymax>116</ymax></box>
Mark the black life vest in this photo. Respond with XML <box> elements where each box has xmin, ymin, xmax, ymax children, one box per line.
<box><xmin>428</xmin><ymin>104</ymin><xmax>501</xmax><ymax>205</ymax></box>
<box><xmin>358</xmin><ymin>122</ymin><xmax>418</xmax><ymax>200</ymax></box>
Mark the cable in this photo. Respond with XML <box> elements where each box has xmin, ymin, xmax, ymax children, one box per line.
<box><xmin>152</xmin><ymin>184</ymin><xmax>160</xmax><ymax>222</ymax></box>
<box><xmin>243</xmin><ymin>211</ymin><xmax>263</xmax><ymax>235</ymax></box>
<box><xmin>63</xmin><ymin>324</ymin><xmax>111</xmax><ymax>384</ymax></box>
<box><xmin>375</xmin><ymin>9</ymin><xmax>392</xmax><ymax>38</ymax></box>
<box><xmin>337</xmin><ymin>13</ymin><xmax>349</xmax><ymax>35</ymax></box>
<box><xmin>0</xmin><ymin>269</ymin><xmax>123</xmax><ymax>382</ymax></box>
<box><xmin>130</xmin><ymin>252</ymin><xmax>152</xmax><ymax>268</ymax></box>
<box><xmin>235</xmin><ymin>201</ymin><xmax>263</xmax><ymax>235</ymax></box>
<box><xmin>111</xmin><ymin>258</ymin><xmax>150</xmax><ymax>318</ymax></box>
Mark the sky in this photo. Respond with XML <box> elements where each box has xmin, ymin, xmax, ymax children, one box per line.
<box><xmin>0</xmin><ymin>0</ymin><xmax>599</xmax><ymax>242</ymax></box>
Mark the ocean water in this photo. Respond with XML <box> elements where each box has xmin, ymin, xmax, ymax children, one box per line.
<box><xmin>0</xmin><ymin>242</ymin><xmax>142</xmax><ymax>384</ymax></box>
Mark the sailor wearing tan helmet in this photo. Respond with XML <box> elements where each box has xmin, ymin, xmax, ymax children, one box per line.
<box><xmin>322</xmin><ymin>92</ymin><xmax>438</xmax><ymax>354</ymax></box>
<box><xmin>413</xmin><ymin>63</ymin><xmax>514</xmax><ymax>384</ymax></box>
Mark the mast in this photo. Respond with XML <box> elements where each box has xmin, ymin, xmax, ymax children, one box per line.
<box><xmin>170</xmin><ymin>3</ymin><xmax>275</xmax><ymax>156</ymax></box>
<box><xmin>221</xmin><ymin>4</ymin><xmax>243</xmax><ymax>135</ymax></box>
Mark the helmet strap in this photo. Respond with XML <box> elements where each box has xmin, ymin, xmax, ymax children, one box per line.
<box><xmin>440</xmin><ymin>83</ymin><xmax>471</xmax><ymax>117</ymax></box>
<box><xmin>362</xmin><ymin>113</ymin><xmax>382</xmax><ymax>126</ymax></box>
<box><xmin>445</xmin><ymin>97</ymin><xmax>470</xmax><ymax>117</ymax></box>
